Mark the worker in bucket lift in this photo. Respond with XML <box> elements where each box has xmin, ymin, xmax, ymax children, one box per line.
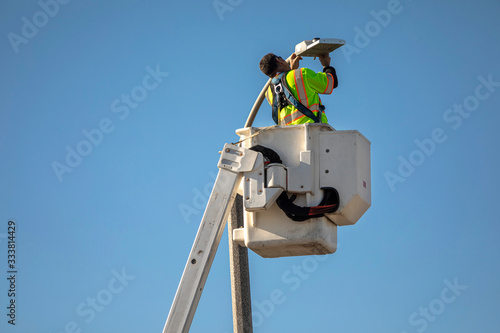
<box><xmin>259</xmin><ymin>52</ymin><xmax>338</xmax><ymax>126</ymax></box>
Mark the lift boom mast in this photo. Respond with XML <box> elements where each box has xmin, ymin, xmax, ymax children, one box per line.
<box><xmin>163</xmin><ymin>144</ymin><xmax>259</xmax><ymax>333</ymax></box>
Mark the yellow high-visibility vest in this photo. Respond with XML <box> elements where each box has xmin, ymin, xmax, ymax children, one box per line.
<box><xmin>266</xmin><ymin>68</ymin><xmax>336</xmax><ymax>126</ymax></box>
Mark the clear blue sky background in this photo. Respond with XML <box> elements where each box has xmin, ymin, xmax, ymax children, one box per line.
<box><xmin>1</xmin><ymin>0</ymin><xmax>500</xmax><ymax>332</ymax></box>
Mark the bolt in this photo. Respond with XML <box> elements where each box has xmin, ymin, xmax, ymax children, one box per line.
<box><xmin>246</xmin><ymin>178</ymin><xmax>250</xmax><ymax>181</ymax></box>
<box><xmin>325</xmin><ymin>170</ymin><xmax>329</xmax><ymax>174</ymax></box>
<box><xmin>326</xmin><ymin>149</ymin><xmax>330</xmax><ymax>153</ymax></box>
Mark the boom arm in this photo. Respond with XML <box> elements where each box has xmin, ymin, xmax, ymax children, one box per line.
<box><xmin>163</xmin><ymin>144</ymin><xmax>260</xmax><ymax>333</ymax></box>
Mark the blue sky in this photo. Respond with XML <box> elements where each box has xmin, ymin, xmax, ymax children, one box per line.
<box><xmin>1</xmin><ymin>0</ymin><xmax>500</xmax><ymax>332</ymax></box>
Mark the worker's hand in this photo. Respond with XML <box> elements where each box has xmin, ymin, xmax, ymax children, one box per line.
<box><xmin>318</xmin><ymin>53</ymin><xmax>331</xmax><ymax>67</ymax></box>
<box><xmin>289</xmin><ymin>53</ymin><xmax>302</xmax><ymax>70</ymax></box>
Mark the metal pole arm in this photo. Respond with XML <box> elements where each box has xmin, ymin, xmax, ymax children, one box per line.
<box><xmin>244</xmin><ymin>78</ymin><xmax>272</xmax><ymax>128</ymax></box>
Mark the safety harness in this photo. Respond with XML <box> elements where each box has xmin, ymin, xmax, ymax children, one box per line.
<box><xmin>271</xmin><ymin>71</ymin><xmax>325</xmax><ymax>126</ymax></box>
<box><xmin>250</xmin><ymin>145</ymin><xmax>339</xmax><ymax>222</ymax></box>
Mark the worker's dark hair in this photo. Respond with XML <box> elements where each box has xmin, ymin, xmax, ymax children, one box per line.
<box><xmin>260</xmin><ymin>53</ymin><xmax>278</xmax><ymax>77</ymax></box>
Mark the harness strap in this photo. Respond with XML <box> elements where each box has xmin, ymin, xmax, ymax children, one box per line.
<box><xmin>271</xmin><ymin>71</ymin><xmax>322</xmax><ymax>125</ymax></box>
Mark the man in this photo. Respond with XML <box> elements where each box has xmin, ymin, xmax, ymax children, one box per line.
<box><xmin>259</xmin><ymin>53</ymin><xmax>338</xmax><ymax>126</ymax></box>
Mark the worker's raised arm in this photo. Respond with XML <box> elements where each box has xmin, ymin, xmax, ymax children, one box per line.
<box><xmin>300</xmin><ymin>67</ymin><xmax>337</xmax><ymax>96</ymax></box>
<box><xmin>319</xmin><ymin>54</ymin><xmax>331</xmax><ymax>67</ymax></box>
<box><xmin>318</xmin><ymin>53</ymin><xmax>338</xmax><ymax>91</ymax></box>
<box><xmin>289</xmin><ymin>53</ymin><xmax>303</xmax><ymax>70</ymax></box>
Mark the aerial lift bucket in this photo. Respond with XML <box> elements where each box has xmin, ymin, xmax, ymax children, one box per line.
<box><xmin>233</xmin><ymin>123</ymin><xmax>371</xmax><ymax>258</ymax></box>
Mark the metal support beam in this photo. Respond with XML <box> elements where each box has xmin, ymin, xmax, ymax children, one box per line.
<box><xmin>163</xmin><ymin>144</ymin><xmax>259</xmax><ymax>333</ymax></box>
<box><xmin>163</xmin><ymin>170</ymin><xmax>241</xmax><ymax>333</ymax></box>
<box><xmin>228</xmin><ymin>194</ymin><xmax>253</xmax><ymax>333</ymax></box>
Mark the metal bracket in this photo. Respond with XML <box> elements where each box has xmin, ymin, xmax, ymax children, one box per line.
<box><xmin>243</xmin><ymin>154</ymin><xmax>285</xmax><ymax>211</ymax></box>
